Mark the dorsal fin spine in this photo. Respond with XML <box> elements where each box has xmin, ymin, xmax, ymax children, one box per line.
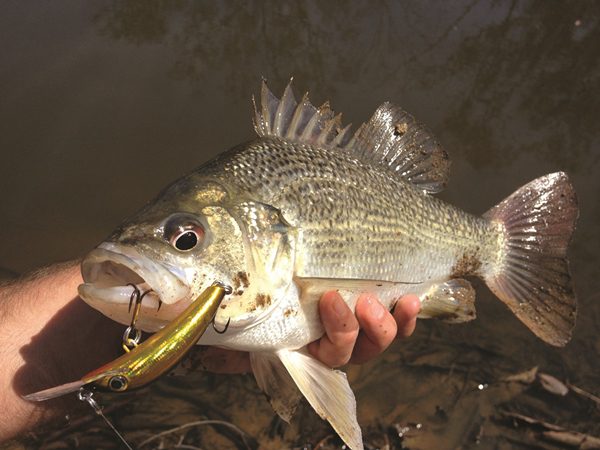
<box><xmin>300</xmin><ymin>104</ymin><xmax>321</xmax><ymax>142</ymax></box>
<box><xmin>287</xmin><ymin>93</ymin><xmax>307</xmax><ymax>138</ymax></box>
<box><xmin>333</xmin><ymin>123</ymin><xmax>353</xmax><ymax>147</ymax></box>
<box><xmin>274</xmin><ymin>83</ymin><xmax>296</xmax><ymax>137</ymax></box>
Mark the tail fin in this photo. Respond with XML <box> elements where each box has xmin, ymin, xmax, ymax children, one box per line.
<box><xmin>483</xmin><ymin>172</ymin><xmax>578</xmax><ymax>347</ymax></box>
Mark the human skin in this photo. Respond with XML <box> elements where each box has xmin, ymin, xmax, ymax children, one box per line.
<box><xmin>0</xmin><ymin>261</ymin><xmax>419</xmax><ymax>442</ymax></box>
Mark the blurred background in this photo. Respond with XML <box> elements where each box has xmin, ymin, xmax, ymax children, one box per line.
<box><xmin>1</xmin><ymin>1</ymin><xmax>598</xmax><ymax>448</ymax></box>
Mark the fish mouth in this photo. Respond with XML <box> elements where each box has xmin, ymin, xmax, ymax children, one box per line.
<box><xmin>78</xmin><ymin>242</ymin><xmax>190</xmax><ymax>315</ymax></box>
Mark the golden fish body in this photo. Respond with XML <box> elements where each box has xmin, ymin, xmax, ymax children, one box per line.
<box><xmin>76</xmin><ymin>81</ymin><xmax>578</xmax><ymax>449</ymax></box>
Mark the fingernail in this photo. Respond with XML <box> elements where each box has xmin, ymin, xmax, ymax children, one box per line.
<box><xmin>368</xmin><ymin>297</ymin><xmax>385</xmax><ymax>320</ymax></box>
<box><xmin>333</xmin><ymin>295</ymin><xmax>348</xmax><ymax>318</ymax></box>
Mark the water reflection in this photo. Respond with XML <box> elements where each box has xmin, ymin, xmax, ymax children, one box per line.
<box><xmin>1</xmin><ymin>0</ymin><xmax>599</xmax><ymax>448</ymax></box>
<box><xmin>93</xmin><ymin>1</ymin><xmax>599</xmax><ymax>169</ymax></box>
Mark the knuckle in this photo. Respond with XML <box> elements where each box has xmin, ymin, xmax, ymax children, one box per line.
<box><xmin>331</xmin><ymin>329</ymin><xmax>359</xmax><ymax>349</ymax></box>
<box><xmin>327</xmin><ymin>352</ymin><xmax>351</xmax><ymax>367</ymax></box>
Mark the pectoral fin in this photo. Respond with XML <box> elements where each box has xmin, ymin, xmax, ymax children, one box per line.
<box><xmin>277</xmin><ymin>348</ymin><xmax>363</xmax><ymax>450</ymax></box>
<box><xmin>249</xmin><ymin>352</ymin><xmax>302</xmax><ymax>422</ymax></box>
<box><xmin>418</xmin><ymin>278</ymin><xmax>476</xmax><ymax>323</ymax></box>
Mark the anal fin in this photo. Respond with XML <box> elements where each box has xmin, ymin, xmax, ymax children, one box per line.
<box><xmin>250</xmin><ymin>352</ymin><xmax>303</xmax><ymax>422</ymax></box>
<box><xmin>277</xmin><ymin>348</ymin><xmax>363</xmax><ymax>450</ymax></box>
<box><xmin>418</xmin><ymin>279</ymin><xmax>476</xmax><ymax>323</ymax></box>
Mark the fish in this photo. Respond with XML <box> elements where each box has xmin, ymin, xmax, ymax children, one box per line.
<box><xmin>77</xmin><ymin>80</ymin><xmax>578</xmax><ymax>450</ymax></box>
<box><xmin>24</xmin><ymin>282</ymin><xmax>228</xmax><ymax>401</ymax></box>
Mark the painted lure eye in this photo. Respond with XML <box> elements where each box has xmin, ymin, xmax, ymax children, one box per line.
<box><xmin>107</xmin><ymin>375</ymin><xmax>128</xmax><ymax>392</ymax></box>
<box><xmin>169</xmin><ymin>225</ymin><xmax>204</xmax><ymax>251</ymax></box>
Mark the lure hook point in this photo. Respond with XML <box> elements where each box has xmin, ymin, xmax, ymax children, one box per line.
<box><xmin>212</xmin><ymin>317</ymin><xmax>231</xmax><ymax>334</ymax></box>
<box><xmin>127</xmin><ymin>283</ymin><xmax>140</xmax><ymax>313</ymax></box>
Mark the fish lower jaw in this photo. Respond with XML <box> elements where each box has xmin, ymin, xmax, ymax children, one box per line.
<box><xmin>78</xmin><ymin>283</ymin><xmax>163</xmax><ymax>310</ymax></box>
<box><xmin>78</xmin><ymin>283</ymin><xmax>195</xmax><ymax>332</ymax></box>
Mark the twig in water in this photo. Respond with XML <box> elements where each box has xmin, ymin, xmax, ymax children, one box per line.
<box><xmin>567</xmin><ymin>382</ymin><xmax>600</xmax><ymax>407</ymax></box>
<box><xmin>138</xmin><ymin>419</ymin><xmax>252</xmax><ymax>449</ymax></box>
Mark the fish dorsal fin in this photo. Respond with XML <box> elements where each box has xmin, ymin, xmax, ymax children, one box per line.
<box><xmin>253</xmin><ymin>79</ymin><xmax>353</xmax><ymax>149</ymax></box>
<box><xmin>253</xmin><ymin>80</ymin><xmax>450</xmax><ymax>193</ymax></box>
<box><xmin>344</xmin><ymin>102</ymin><xmax>450</xmax><ymax>193</ymax></box>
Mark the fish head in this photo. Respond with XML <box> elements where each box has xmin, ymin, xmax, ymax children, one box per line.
<box><xmin>78</xmin><ymin>178</ymin><xmax>249</xmax><ymax>331</ymax></box>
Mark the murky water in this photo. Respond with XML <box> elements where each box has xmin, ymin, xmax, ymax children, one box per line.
<box><xmin>1</xmin><ymin>1</ymin><xmax>599</xmax><ymax>449</ymax></box>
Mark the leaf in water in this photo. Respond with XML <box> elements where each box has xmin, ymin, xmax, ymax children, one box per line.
<box><xmin>537</xmin><ymin>373</ymin><xmax>569</xmax><ymax>396</ymax></box>
<box><xmin>502</xmin><ymin>366</ymin><xmax>538</xmax><ymax>384</ymax></box>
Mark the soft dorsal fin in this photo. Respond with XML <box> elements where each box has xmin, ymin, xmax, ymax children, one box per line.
<box><xmin>344</xmin><ymin>102</ymin><xmax>450</xmax><ymax>193</ymax></box>
<box><xmin>252</xmin><ymin>79</ymin><xmax>450</xmax><ymax>193</ymax></box>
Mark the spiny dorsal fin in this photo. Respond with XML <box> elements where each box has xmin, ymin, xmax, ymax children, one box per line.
<box><xmin>253</xmin><ymin>80</ymin><xmax>450</xmax><ymax>193</ymax></box>
<box><xmin>344</xmin><ymin>102</ymin><xmax>450</xmax><ymax>193</ymax></box>
<box><xmin>253</xmin><ymin>79</ymin><xmax>352</xmax><ymax>148</ymax></box>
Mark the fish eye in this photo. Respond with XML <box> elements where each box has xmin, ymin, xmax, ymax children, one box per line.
<box><xmin>164</xmin><ymin>213</ymin><xmax>206</xmax><ymax>252</ymax></box>
<box><xmin>107</xmin><ymin>375</ymin><xmax>128</xmax><ymax>392</ymax></box>
<box><xmin>171</xmin><ymin>228</ymin><xmax>203</xmax><ymax>251</ymax></box>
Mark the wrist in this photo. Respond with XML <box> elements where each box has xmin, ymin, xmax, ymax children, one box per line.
<box><xmin>0</xmin><ymin>261</ymin><xmax>123</xmax><ymax>441</ymax></box>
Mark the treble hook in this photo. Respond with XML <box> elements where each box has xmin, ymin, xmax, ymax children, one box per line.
<box><xmin>123</xmin><ymin>284</ymin><xmax>154</xmax><ymax>352</ymax></box>
<box><xmin>212</xmin><ymin>317</ymin><xmax>231</xmax><ymax>334</ymax></box>
<box><xmin>210</xmin><ymin>282</ymin><xmax>232</xmax><ymax>334</ymax></box>
<box><xmin>127</xmin><ymin>283</ymin><xmax>140</xmax><ymax>313</ymax></box>
<box><xmin>126</xmin><ymin>284</ymin><xmax>154</xmax><ymax>326</ymax></box>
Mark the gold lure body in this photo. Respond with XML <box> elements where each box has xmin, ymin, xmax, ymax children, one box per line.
<box><xmin>24</xmin><ymin>283</ymin><xmax>227</xmax><ymax>401</ymax></box>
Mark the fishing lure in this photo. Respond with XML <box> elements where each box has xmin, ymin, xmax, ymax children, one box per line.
<box><xmin>24</xmin><ymin>282</ymin><xmax>230</xmax><ymax>401</ymax></box>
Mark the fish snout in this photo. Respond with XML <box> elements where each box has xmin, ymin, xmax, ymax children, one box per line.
<box><xmin>79</xmin><ymin>243</ymin><xmax>190</xmax><ymax>308</ymax></box>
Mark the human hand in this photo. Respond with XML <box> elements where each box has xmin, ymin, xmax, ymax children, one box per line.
<box><xmin>307</xmin><ymin>291</ymin><xmax>420</xmax><ymax>366</ymax></box>
<box><xmin>197</xmin><ymin>291</ymin><xmax>420</xmax><ymax>372</ymax></box>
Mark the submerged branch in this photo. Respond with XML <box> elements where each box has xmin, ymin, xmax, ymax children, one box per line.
<box><xmin>138</xmin><ymin>419</ymin><xmax>253</xmax><ymax>449</ymax></box>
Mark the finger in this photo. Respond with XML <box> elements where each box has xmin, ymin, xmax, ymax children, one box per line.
<box><xmin>196</xmin><ymin>347</ymin><xmax>252</xmax><ymax>374</ymax></box>
<box><xmin>350</xmin><ymin>294</ymin><xmax>397</xmax><ymax>364</ymax></box>
<box><xmin>308</xmin><ymin>291</ymin><xmax>359</xmax><ymax>367</ymax></box>
<box><xmin>393</xmin><ymin>294</ymin><xmax>420</xmax><ymax>338</ymax></box>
